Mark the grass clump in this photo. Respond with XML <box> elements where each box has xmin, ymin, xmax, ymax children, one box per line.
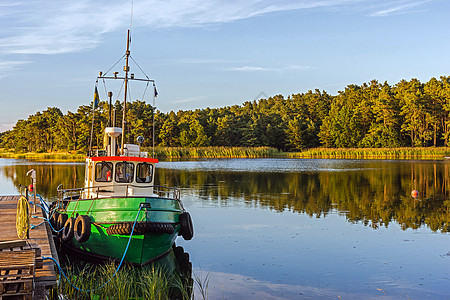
<box><xmin>150</xmin><ymin>146</ymin><xmax>282</xmax><ymax>159</ymax></box>
<box><xmin>289</xmin><ymin>147</ymin><xmax>450</xmax><ymax>160</ymax></box>
<box><xmin>51</xmin><ymin>262</ymin><xmax>192</xmax><ymax>300</ymax></box>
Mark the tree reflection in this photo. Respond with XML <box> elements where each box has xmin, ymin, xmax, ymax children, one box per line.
<box><xmin>154</xmin><ymin>161</ymin><xmax>450</xmax><ymax>233</ymax></box>
<box><xmin>1</xmin><ymin>162</ymin><xmax>84</xmax><ymax>201</ymax></box>
<box><xmin>2</xmin><ymin>160</ymin><xmax>449</xmax><ymax>233</ymax></box>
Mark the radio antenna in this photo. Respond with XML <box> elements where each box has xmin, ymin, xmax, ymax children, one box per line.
<box><xmin>130</xmin><ymin>2</ymin><xmax>134</xmax><ymax>34</ymax></box>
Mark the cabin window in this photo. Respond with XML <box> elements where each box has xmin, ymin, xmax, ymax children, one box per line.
<box><xmin>95</xmin><ymin>162</ymin><xmax>113</xmax><ymax>182</ymax></box>
<box><xmin>115</xmin><ymin>162</ymin><xmax>134</xmax><ymax>183</ymax></box>
<box><xmin>136</xmin><ymin>163</ymin><xmax>153</xmax><ymax>183</ymax></box>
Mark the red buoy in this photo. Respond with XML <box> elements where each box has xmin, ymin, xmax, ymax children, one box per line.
<box><xmin>411</xmin><ymin>190</ymin><xmax>419</xmax><ymax>198</ymax></box>
<box><xmin>28</xmin><ymin>184</ymin><xmax>34</xmax><ymax>192</ymax></box>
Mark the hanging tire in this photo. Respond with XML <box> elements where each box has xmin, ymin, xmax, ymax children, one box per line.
<box><xmin>74</xmin><ymin>215</ymin><xmax>91</xmax><ymax>243</ymax></box>
<box><xmin>179</xmin><ymin>212</ymin><xmax>194</xmax><ymax>241</ymax></box>
<box><xmin>62</xmin><ymin>217</ymin><xmax>75</xmax><ymax>242</ymax></box>
<box><xmin>50</xmin><ymin>212</ymin><xmax>60</xmax><ymax>231</ymax></box>
<box><xmin>57</xmin><ymin>213</ymin><xmax>68</xmax><ymax>238</ymax></box>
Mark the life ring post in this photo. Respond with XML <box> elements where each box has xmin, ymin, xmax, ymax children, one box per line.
<box><xmin>26</xmin><ymin>169</ymin><xmax>37</xmax><ymax>214</ymax></box>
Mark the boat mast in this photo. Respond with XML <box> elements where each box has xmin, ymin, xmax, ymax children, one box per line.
<box><xmin>120</xmin><ymin>29</ymin><xmax>131</xmax><ymax>155</ymax></box>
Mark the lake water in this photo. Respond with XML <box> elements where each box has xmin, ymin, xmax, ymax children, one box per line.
<box><xmin>0</xmin><ymin>158</ymin><xmax>449</xmax><ymax>299</ymax></box>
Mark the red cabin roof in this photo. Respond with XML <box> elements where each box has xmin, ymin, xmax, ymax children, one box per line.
<box><xmin>89</xmin><ymin>156</ymin><xmax>159</xmax><ymax>163</ymax></box>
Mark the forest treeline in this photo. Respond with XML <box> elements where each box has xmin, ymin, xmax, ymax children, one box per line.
<box><xmin>2</xmin><ymin>76</ymin><xmax>450</xmax><ymax>152</ymax></box>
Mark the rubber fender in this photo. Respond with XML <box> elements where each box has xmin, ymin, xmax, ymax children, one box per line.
<box><xmin>179</xmin><ymin>212</ymin><xmax>194</xmax><ymax>241</ymax></box>
<box><xmin>50</xmin><ymin>212</ymin><xmax>60</xmax><ymax>230</ymax></box>
<box><xmin>57</xmin><ymin>213</ymin><xmax>68</xmax><ymax>238</ymax></box>
<box><xmin>74</xmin><ymin>215</ymin><xmax>91</xmax><ymax>243</ymax></box>
<box><xmin>105</xmin><ymin>222</ymin><xmax>175</xmax><ymax>235</ymax></box>
<box><xmin>62</xmin><ymin>217</ymin><xmax>75</xmax><ymax>242</ymax></box>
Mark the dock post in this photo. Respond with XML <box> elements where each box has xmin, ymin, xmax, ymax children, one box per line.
<box><xmin>26</xmin><ymin>187</ymin><xmax>30</xmax><ymax>239</ymax></box>
<box><xmin>26</xmin><ymin>169</ymin><xmax>37</xmax><ymax>214</ymax></box>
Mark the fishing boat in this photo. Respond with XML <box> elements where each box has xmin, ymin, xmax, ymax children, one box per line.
<box><xmin>49</xmin><ymin>30</ymin><xmax>194</xmax><ymax>265</ymax></box>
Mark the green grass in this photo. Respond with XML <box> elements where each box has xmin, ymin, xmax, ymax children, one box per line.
<box><xmin>146</xmin><ymin>146</ymin><xmax>282</xmax><ymax>158</ymax></box>
<box><xmin>3</xmin><ymin>146</ymin><xmax>450</xmax><ymax>161</ymax></box>
<box><xmin>0</xmin><ymin>149</ymin><xmax>85</xmax><ymax>161</ymax></box>
<box><xmin>0</xmin><ymin>146</ymin><xmax>281</xmax><ymax>160</ymax></box>
<box><xmin>289</xmin><ymin>147</ymin><xmax>450</xmax><ymax>159</ymax></box>
<box><xmin>50</xmin><ymin>262</ymin><xmax>192</xmax><ymax>300</ymax></box>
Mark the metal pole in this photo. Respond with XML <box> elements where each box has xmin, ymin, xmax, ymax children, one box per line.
<box><xmin>152</xmin><ymin>83</ymin><xmax>156</xmax><ymax>158</ymax></box>
<box><xmin>89</xmin><ymin>102</ymin><xmax>96</xmax><ymax>156</ymax></box>
<box><xmin>108</xmin><ymin>91</ymin><xmax>113</xmax><ymax>127</ymax></box>
<box><xmin>121</xmin><ymin>29</ymin><xmax>131</xmax><ymax>155</ymax></box>
<box><xmin>33</xmin><ymin>178</ymin><xmax>36</xmax><ymax>214</ymax></box>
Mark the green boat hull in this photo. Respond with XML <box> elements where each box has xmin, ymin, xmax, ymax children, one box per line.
<box><xmin>59</xmin><ymin>196</ymin><xmax>183</xmax><ymax>264</ymax></box>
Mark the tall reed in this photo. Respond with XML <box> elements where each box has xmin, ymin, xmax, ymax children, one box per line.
<box><xmin>289</xmin><ymin>147</ymin><xmax>450</xmax><ymax>160</ymax></box>
<box><xmin>149</xmin><ymin>146</ymin><xmax>281</xmax><ymax>159</ymax></box>
<box><xmin>0</xmin><ymin>149</ymin><xmax>85</xmax><ymax>161</ymax></box>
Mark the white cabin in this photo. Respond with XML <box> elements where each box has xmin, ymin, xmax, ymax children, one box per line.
<box><xmin>83</xmin><ymin>127</ymin><xmax>158</xmax><ymax>199</ymax></box>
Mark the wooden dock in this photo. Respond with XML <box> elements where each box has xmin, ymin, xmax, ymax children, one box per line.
<box><xmin>0</xmin><ymin>195</ymin><xmax>58</xmax><ymax>299</ymax></box>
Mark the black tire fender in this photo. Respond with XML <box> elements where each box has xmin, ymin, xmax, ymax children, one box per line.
<box><xmin>57</xmin><ymin>213</ymin><xmax>68</xmax><ymax>238</ymax></box>
<box><xmin>74</xmin><ymin>215</ymin><xmax>91</xmax><ymax>243</ymax></box>
<box><xmin>179</xmin><ymin>212</ymin><xmax>194</xmax><ymax>241</ymax></box>
<box><xmin>106</xmin><ymin>222</ymin><xmax>175</xmax><ymax>235</ymax></box>
<box><xmin>62</xmin><ymin>217</ymin><xmax>75</xmax><ymax>242</ymax></box>
<box><xmin>50</xmin><ymin>212</ymin><xmax>60</xmax><ymax>231</ymax></box>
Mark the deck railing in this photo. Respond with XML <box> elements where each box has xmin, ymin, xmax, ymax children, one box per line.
<box><xmin>56</xmin><ymin>184</ymin><xmax>180</xmax><ymax>203</ymax></box>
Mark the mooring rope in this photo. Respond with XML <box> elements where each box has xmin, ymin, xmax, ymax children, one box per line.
<box><xmin>16</xmin><ymin>195</ymin><xmax>30</xmax><ymax>239</ymax></box>
<box><xmin>30</xmin><ymin>193</ymin><xmax>50</xmax><ymax>213</ymax></box>
<box><xmin>43</xmin><ymin>205</ymin><xmax>143</xmax><ymax>293</ymax></box>
<box><xmin>27</xmin><ymin>193</ymin><xmax>66</xmax><ymax>232</ymax></box>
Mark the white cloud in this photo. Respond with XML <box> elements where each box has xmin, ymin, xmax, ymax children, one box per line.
<box><xmin>0</xmin><ymin>0</ymin><xmax>436</xmax><ymax>56</ymax></box>
<box><xmin>0</xmin><ymin>123</ymin><xmax>15</xmax><ymax>132</ymax></box>
<box><xmin>0</xmin><ymin>0</ymin><xmax>374</xmax><ymax>56</ymax></box>
<box><xmin>0</xmin><ymin>61</ymin><xmax>31</xmax><ymax>79</ymax></box>
<box><xmin>194</xmin><ymin>269</ymin><xmax>340</xmax><ymax>299</ymax></box>
<box><xmin>171</xmin><ymin>96</ymin><xmax>207</xmax><ymax>104</ymax></box>
<box><xmin>231</xmin><ymin>66</ymin><xmax>270</xmax><ymax>71</ymax></box>
<box><xmin>369</xmin><ymin>0</ymin><xmax>431</xmax><ymax>17</ymax></box>
<box><xmin>229</xmin><ymin>64</ymin><xmax>312</xmax><ymax>72</ymax></box>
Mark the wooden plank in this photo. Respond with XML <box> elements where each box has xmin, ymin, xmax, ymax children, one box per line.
<box><xmin>0</xmin><ymin>196</ymin><xmax>21</xmax><ymax>202</ymax></box>
<box><xmin>0</xmin><ymin>195</ymin><xmax>57</xmax><ymax>293</ymax></box>
<box><xmin>0</xmin><ymin>251</ymin><xmax>35</xmax><ymax>269</ymax></box>
<box><xmin>0</xmin><ymin>241</ymin><xmax>27</xmax><ymax>250</ymax></box>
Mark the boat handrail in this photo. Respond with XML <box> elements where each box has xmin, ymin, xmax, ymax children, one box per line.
<box><xmin>57</xmin><ymin>184</ymin><xmax>180</xmax><ymax>202</ymax></box>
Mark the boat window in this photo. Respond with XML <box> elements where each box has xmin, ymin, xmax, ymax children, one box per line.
<box><xmin>95</xmin><ymin>162</ymin><xmax>113</xmax><ymax>182</ymax></box>
<box><xmin>136</xmin><ymin>163</ymin><xmax>153</xmax><ymax>183</ymax></box>
<box><xmin>115</xmin><ymin>162</ymin><xmax>134</xmax><ymax>183</ymax></box>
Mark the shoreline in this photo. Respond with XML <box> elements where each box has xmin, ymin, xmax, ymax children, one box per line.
<box><xmin>1</xmin><ymin>146</ymin><xmax>450</xmax><ymax>161</ymax></box>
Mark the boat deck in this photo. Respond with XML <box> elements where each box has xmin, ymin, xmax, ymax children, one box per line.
<box><xmin>0</xmin><ymin>195</ymin><xmax>58</xmax><ymax>299</ymax></box>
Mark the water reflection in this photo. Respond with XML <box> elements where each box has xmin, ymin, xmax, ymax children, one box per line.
<box><xmin>1</xmin><ymin>158</ymin><xmax>449</xmax><ymax>233</ymax></box>
<box><xmin>156</xmin><ymin>159</ymin><xmax>450</xmax><ymax>233</ymax></box>
<box><xmin>0</xmin><ymin>159</ymin><xmax>84</xmax><ymax>201</ymax></box>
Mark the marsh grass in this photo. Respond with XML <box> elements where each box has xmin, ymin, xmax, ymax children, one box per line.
<box><xmin>0</xmin><ymin>147</ymin><xmax>281</xmax><ymax>161</ymax></box>
<box><xmin>289</xmin><ymin>147</ymin><xmax>450</xmax><ymax>160</ymax></box>
<box><xmin>149</xmin><ymin>146</ymin><xmax>282</xmax><ymax>159</ymax></box>
<box><xmin>53</xmin><ymin>262</ymin><xmax>192</xmax><ymax>300</ymax></box>
<box><xmin>0</xmin><ymin>149</ymin><xmax>85</xmax><ymax>161</ymax></box>
<box><xmin>4</xmin><ymin>146</ymin><xmax>447</xmax><ymax>161</ymax></box>
<box><xmin>193</xmin><ymin>270</ymin><xmax>210</xmax><ymax>300</ymax></box>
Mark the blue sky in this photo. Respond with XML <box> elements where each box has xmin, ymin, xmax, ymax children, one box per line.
<box><xmin>1</xmin><ymin>0</ymin><xmax>450</xmax><ymax>132</ymax></box>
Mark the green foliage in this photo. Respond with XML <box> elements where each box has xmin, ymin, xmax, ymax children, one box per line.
<box><xmin>3</xmin><ymin>77</ymin><xmax>450</xmax><ymax>151</ymax></box>
<box><xmin>54</xmin><ymin>262</ymin><xmax>190</xmax><ymax>300</ymax></box>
